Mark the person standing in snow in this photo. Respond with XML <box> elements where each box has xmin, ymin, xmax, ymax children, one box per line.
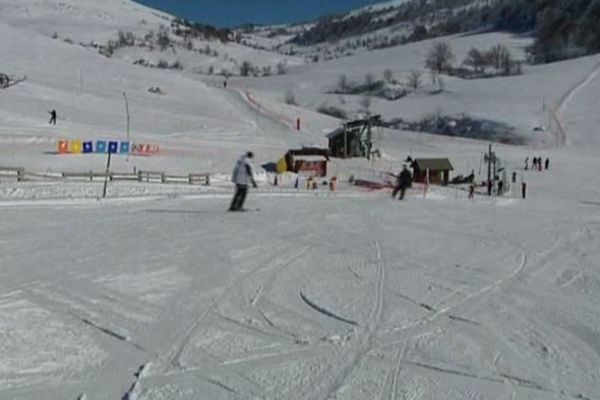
<box><xmin>538</xmin><ymin>157</ymin><xmax>543</xmax><ymax>171</ymax></box>
<box><xmin>468</xmin><ymin>182</ymin><xmax>475</xmax><ymax>199</ymax></box>
<box><xmin>48</xmin><ymin>109</ymin><xmax>57</xmax><ymax>125</ymax></box>
<box><xmin>497</xmin><ymin>180</ymin><xmax>504</xmax><ymax>196</ymax></box>
<box><xmin>392</xmin><ymin>164</ymin><xmax>412</xmax><ymax>200</ymax></box>
<box><xmin>531</xmin><ymin>157</ymin><xmax>537</xmax><ymax>170</ymax></box>
<box><xmin>522</xmin><ymin>181</ymin><xmax>527</xmax><ymax>199</ymax></box>
<box><xmin>229</xmin><ymin>151</ymin><xmax>258</xmax><ymax>211</ymax></box>
<box><xmin>524</xmin><ymin>157</ymin><xmax>529</xmax><ymax>170</ymax></box>
<box><xmin>545</xmin><ymin>158</ymin><xmax>549</xmax><ymax>170</ymax></box>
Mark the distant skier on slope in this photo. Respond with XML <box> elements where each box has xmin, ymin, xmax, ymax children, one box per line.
<box><xmin>229</xmin><ymin>151</ymin><xmax>258</xmax><ymax>211</ymax></box>
<box><xmin>392</xmin><ymin>164</ymin><xmax>412</xmax><ymax>200</ymax></box>
<box><xmin>48</xmin><ymin>109</ymin><xmax>57</xmax><ymax>125</ymax></box>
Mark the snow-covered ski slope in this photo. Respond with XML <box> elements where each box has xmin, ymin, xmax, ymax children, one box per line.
<box><xmin>2</xmin><ymin>1</ymin><xmax>600</xmax><ymax>399</ymax></box>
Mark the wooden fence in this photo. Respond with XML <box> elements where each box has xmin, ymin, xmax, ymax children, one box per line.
<box><xmin>0</xmin><ymin>167</ymin><xmax>25</xmax><ymax>182</ymax></box>
<box><xmin>0</xmin><ymin>167</ymin><xmax>211</xmax><ymax>186</ymax></box>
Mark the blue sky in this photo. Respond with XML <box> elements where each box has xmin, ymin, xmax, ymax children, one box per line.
<box><xmin>133</xmin><ymin>0</ymin><xmax>387</xmax><ymax>28</ymax></box>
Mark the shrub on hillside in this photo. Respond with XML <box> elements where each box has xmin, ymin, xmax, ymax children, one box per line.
<box><xmin>317</xmin><ymin>104</ymin><xmax>347</xmax><ymax>119</ymax></box>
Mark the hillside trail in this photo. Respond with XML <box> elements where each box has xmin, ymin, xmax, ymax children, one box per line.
<box><xmin>550</xmin><ymin>57</ymin><xmax>600</xmax><ymax>147</ymax></box>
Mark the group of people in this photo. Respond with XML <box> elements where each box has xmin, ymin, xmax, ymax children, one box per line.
<box><xmin>525</xmin><ymin>156</ymin><xmax>549</xmax><ymax>171</ymax></box>
<box><xmin>229</xmin><ymin>154</ymin><xmax>416</xmax><ymax>211</ymax></box>
<box><xmin>469</xmin><ymin>178</ymin><xmax>526</xmax><ymax>199</ymax></box>
<box><xmin>229</xmin><ymin>151</ymin><xmax>540</xmax><ymax>210</ymax></box>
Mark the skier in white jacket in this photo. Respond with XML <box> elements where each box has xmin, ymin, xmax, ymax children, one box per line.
<box><xmin>229</xmin><ymin>151</ymin><xmax>258</xmax><ymax>211</ymax></box>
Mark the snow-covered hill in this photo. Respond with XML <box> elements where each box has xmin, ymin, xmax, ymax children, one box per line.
<box><xmin>0</xmin><ymin>0</ymin><xmax>330</xmax><ymax>175</ymax></box>
<box><xmin>0</xmin><ymin>0</ymin><xmax>171</xmax><ymax>41</ymax></box>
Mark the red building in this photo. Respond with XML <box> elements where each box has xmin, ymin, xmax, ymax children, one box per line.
<box><xmin>285</xmin><ymin>148</ymin><xmax>330</xmax><ymax>177</ymax></box>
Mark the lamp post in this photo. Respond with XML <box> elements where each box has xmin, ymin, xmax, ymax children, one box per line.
<box><xmin>123</xmin><ymin>92</ymin><xmax>130</xmax><ymax>161</ymax></box>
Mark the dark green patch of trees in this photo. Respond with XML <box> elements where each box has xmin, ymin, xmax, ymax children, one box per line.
<box><xmin>289</xmin><ymin>0</ymin><xmax>600</xmax><ymax>63</ymax></box>
<box><xmin>171</xmin><ymin>18</ymin><xmax>231</xmax><ymax>43</ymax></box>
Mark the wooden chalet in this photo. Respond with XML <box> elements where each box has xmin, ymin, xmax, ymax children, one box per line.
<box><xmin>284</xmin><ymin>148</ymin><xmax>330</xmax><ymax>177</ymax></box>
<box><xmin>411</xmin><ymin>158</ymin><xmax>454</xmax><ymax>185</ymax></box>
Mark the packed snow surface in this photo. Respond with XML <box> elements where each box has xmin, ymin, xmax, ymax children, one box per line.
<box><xmin>1</xmin><ymin>1</ymin><xmax>600</xmax><ymax>399</ymax></box>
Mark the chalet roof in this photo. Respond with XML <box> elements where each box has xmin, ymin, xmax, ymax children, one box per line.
<box><xmin>412</xmin><ymin>158</ymin><xmax>454</xmax><ymax>171</ymax></box>
<box><xmin>286</xmin><ymin>148</ymin><xmax>330</xmax><ymax>160</ymax></box>
<box><xmin>326</xmin><ymin>127</ymin><xmax>345</xmax><ymax>139</ymax></box>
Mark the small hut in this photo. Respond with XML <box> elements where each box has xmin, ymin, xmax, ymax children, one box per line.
<box><xmin>284</xmin><ymin>148</ymin><xmax>330</xmax><ymax>177</ymax></box>
<box><xmin>327</xmin><ymin>115</ymin><xmax>380</xmax><ymax>159</ymax></box>
<box><xmin>411</xmin><ymin>158</ymin><xmax>454</xmax><ymax>185</ymax></box>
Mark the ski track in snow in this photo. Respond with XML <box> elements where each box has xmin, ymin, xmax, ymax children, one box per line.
<box><xmin>166</xmin><ymin>241</ymin><xmax>316</xmax><ymax>372</ymax></box>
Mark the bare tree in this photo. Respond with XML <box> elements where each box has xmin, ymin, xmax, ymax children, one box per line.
<box><xmin>338</xmin><ymin>74</ymin><xmax>348</xmax><ymax>92</ymax></box>
<box><xmin>500</xmin><ymin>49</ymin><xmax>515</xmax><ymax>76</ymax></box>
<box><xmin>407</xmin><ymin>70</ymin><xmax>422</xmax><ymax>90</ymax></box>
<box><xmin>276</xmin><ymin>61</ymin><xmax>288</xmax><ymax>75</ymax></box>
<box><xmin>240</xmin><ymin>61</ymin><xmax>253</xmax><ymax>76</ymax></box>
<box><xmin>383</xmin><ymin>69</ymin><xmax>394</xmax><ymax>83</ymax></box>
<box><xmin>359</xmin><ymin>96</ymin><xmax>371</xmax><ymax>114</ymax></box>
<box><xmin>364</xmin><ymin>73</ymin><xmax>377</xmax><ymax>93</ymax></box>
<box><xmin>156</xmin><ymin>26</ymin><xmax>171</xmax><ymax>51</ymax></box>
<box><xmin>488</xmin><ymin>44</ymin><xmax>510</xmax><ymax>71</ymax></box>
<box><xmin>463</xmin><ymin>47</ymin><xmax>486</xmax><ymax>73</ymax></box>
<box><xmin>430</xmin><ymin>70</ymin><xmax>438</xmax><ymax>85</ymax></box>
<box><xmin>284</xmin><ymin>88</ymin><xmax>297</xmax><ymax>105</ymax></box>
<box><xmin>437</xmin><ymin>76</ymin><xmax>445</xmax><ymax>92</ymax></box>
<box><xmin>425</xmin><ymin>42</ymin><xmax>454</xmax><ymax>74</ymax></box>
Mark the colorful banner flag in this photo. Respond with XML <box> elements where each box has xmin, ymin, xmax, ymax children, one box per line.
<box><xmin>83</xmin><ymin>141</ymin><xmax>94</xmax><ymax>153</ymax></box>
<box><xmin>108</xmin><ymin>141</ymin><xmax>118</xmax><ymax>154</ymax></box>
<box><xmin>96</xmin><ymin>140</ymin><xmax>107</xmax><ymax>153</ymax></box>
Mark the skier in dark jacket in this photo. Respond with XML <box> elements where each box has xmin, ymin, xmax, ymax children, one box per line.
<box><xmin>48</xmin><ymin>110</ymin><xmax>57</xmax><ymax>125</ymax></box>
<box><xmin>229</xmin><ymin>151</ymin><xmax>258</xmax><ymax>211</ymax></box>
<box><xmin>545</xmin><ymin>158</ymin><xmax>549</xmax><ymax>170</ymax></box>
<box><xmin>392</xmin><ymin>164</ymin><xmax>412</xmax><ymax>200</ymax></box>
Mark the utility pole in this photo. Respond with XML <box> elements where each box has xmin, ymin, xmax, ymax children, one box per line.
<box><xmin>102</xmin><ymin>149</ymin><xmax>112</xmax><ymax>199</ymax></box>
<box><xmin>485</xmin><ymin>143</ymin><xmax>494</xmax><ymax>196</ymax></box>
<box><xmin>123</xmin><ymin>92</ymin><xmax>130</xmax><ymax>161</ymax></box>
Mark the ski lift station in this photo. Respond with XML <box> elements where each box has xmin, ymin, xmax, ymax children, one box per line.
<box><xmin>327</xmin><ymin>115</ymin><xmax>381</xmax><ymax>159</ymax></box>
